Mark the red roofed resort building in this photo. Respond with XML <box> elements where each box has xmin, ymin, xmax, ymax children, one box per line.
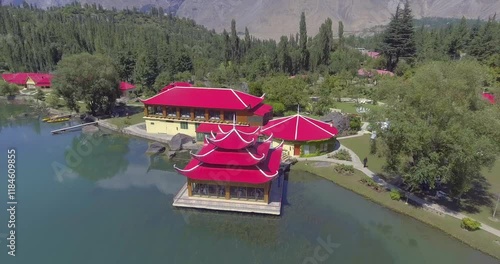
<box><xmin>141</xmin><ymin>86</ymin><xmax>273</xmax><ymax>141</ymax></box>
<box><xmin>174</xmin><ymin>125</ymin><xmax>283</xmax><ymax>206</ymax></box>
<box><xmin>261</xmin><ymin>114</ymin><xmax>338</xmax><ymax>157</ymax></box>
<box><xmin>119</xmin><ymin>81</ymin><xmax>136</xmax><ymax>97</ymax></box>
<box><xmin>2</xmin><ymin>73</ymin><xmax>53</xmax><ymax>89</ymax></box>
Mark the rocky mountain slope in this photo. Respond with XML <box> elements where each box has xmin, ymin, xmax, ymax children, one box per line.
<box><xmin>3</xmin><ymin>0</ymin><xmax>500</xmax><ymax>39</ymax></box>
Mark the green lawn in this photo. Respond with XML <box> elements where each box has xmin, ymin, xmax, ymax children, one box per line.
<box><xmin>107</xmin><ymin>112</ymin><xmax>144</xmax><ymax>128</ymax></box>
<box><xmin>294</xmin><ymin>162</ymin><xmax>500</xmax><ymax>260</ymax></box>
<box><xmin>332</xmin><ymin>102</ymin><xmax>381</xmax><ymax>114</ymax></box>
<box><xmin>470</xmin><ymin>160</ymin><xmax>500</xmax><ymax>229</ymax></box>
<box><xmin>338</xmin><ymin>134</ymin><xmax>386</xmax><ymax>176</ymax></box>
<box><xmin>338</xmin><ymin>134</ymin><xmax>500</xmax><ymax>230</ymax></box>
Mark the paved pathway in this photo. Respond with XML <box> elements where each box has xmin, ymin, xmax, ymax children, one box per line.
<box><xmin>297</xmin><ymin>127</ymin><xmax>500</xmax><ymax>238</ymax></box>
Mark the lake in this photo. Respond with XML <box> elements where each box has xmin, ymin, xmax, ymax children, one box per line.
<box><xmin>0</xmin><ymin>102</ymin><xmax>497</xmax><ymax>264</ymax></box>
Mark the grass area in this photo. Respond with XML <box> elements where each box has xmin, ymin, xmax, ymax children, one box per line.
<box><xmin>338</xmin><ymin>134</ymin><xmax>385</xmax><ymax>175</ymax></box>
<box><xmin>332</xmin><ymin>102</ymin><xmax>381</xmax><ymax>114</ymax></box>
<box><xmin>293</xmin><ymin>162</ymin><xmax>500</xmax><ymax>260</ymax></box>
<box><xmin>107</xmin><ymin>112</ymin><xmax>144</xmax><ymax>128</ymax></box>
<box><xmin>339</xmin><ymin>134</ymin><xmax>500</xmax><ymax>230</ymax></box>
<box><xmin>469</xmin><ymin>160</ymin><xmax>500</xmax><ymax>229</ymax></box>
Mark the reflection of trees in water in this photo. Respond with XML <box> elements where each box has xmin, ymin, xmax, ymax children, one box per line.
<box><xmin>147</xmin><ymin>151</ymin><xmax>190</xmax><ymax>173</ymax></box>
<box><xmin>64</xmin><ymin>133</ymin><xmax>130</xmax><ymax>181</ymax></box>
<box><xmin>0</xmin><ymin>102</ymin><xmax>37</xmax><ymax>132</ymax></box>
<box><xmin>181</xmin><ymin>209</ymin><xmax>282</xmax><ymax>248</ymax></box>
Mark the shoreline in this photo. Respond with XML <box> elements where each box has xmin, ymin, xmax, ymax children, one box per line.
<box><xmin>294</xmin><ymin>162</ymin><xmax>500</xmax><ymax>260</ymax></box>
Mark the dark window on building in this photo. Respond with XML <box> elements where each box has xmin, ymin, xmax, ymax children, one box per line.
<box><xmin>209</xmin><ymin>110</ymin><xmax>220</xmax><ymax>120</ymax></box>
<box><xmin>180</xmin><ymin>122</ymin><xmax>188</xmax><ymax>129</ymax></box>
<box><xmin>181</xmin><ymin>108</ymin><xmax>190</xmax><ymax>118</ymax></box>
<box><xmin>195</xmin><ymin>109</ymin><xmax>205</xmax><ymax>119</ymax></box>
<box><xmin>167</xmin><ymin>107</ymin><xmax>176</xmax><ymax>117</ymax></box>
<box><xmin>224</xmin><ymin>111</ymin><xmax>236</xmax><ymax>121</ymax></box>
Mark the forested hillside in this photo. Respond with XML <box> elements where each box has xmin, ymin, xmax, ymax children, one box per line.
<box><xmin>1</xmin><ymin>4</ymin><xmax>499</xmax><ymax>102</ymax></box>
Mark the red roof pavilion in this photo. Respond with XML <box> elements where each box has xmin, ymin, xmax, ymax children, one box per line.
<box><xmin>119</xmin><ymin>81</ymin><xmax>136</xmax><ymax>91</ymax></box>
<box><xmin>175</xmin><ymin>125</ymin><xmax>283</xmax><ymax>184</ymax></box>
<box><xmin>261</xmin><ymin>114</ymin><xmax>338</xmax><ymax>142</ymax></box>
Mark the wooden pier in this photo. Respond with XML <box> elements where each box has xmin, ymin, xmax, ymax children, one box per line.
<box><xmin>51</xmin><ymin>122</ymin><xmax>98</xmax><ymax>134</ymax></box>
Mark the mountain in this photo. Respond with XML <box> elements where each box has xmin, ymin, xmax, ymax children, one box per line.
<box><xmin>3</xmin><ymin>0</ymin><xmax>500</xmax><ymax>39</ymax></box>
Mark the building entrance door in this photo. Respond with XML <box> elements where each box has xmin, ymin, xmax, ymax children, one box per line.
<box><xmin>294</xmin><ymin>144</ymin><xmax>301</xmax><ymax>156</ymax></box>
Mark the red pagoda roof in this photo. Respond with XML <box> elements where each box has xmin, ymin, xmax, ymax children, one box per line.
<box><xmin>175</xmin><ymin>126</ymin><xmax>283</xmax><ymax>184</ymax></box>
<box><xmin>141</xmin><ymin>86</ymin><xmax>265</xmax><ymax>110</ymax></box>
<box><xmin>196</xmin><ymin>123</ymin><xmax>259</xmax><ymax>134</ymax></box>
<box><xmin>206</xmin><ymin>125</ymin><xmax>260</xmax><ymax>150</ymax></box>
<box><xmin>253</xmin><ymin>103</ymin><xmax>273</xmax><ymax>116</ymax></box>
<box><xmin>120</xmin><ymin>82</ymin><xmax>136</xmax><ymax>91</ymax></box>
<box><xmin>261</xmin><ymin>114</ymin><xmax>338</xmax><ymax>142</ymax></box>
<box><xmin>191</xmin><ymin>140</ymin><xmax>272</xmax><ymax>166</ymax></box>
<box><xmin>2</xmin><ymin>73</ymin><xmax>52</xmax><ymax>87</ymax></box>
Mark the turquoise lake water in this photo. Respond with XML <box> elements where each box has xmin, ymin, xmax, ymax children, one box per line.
<box><xmin>0</xmin><ymin>102</ymin><xmax>498</xmax><ymax>264</ymax></box>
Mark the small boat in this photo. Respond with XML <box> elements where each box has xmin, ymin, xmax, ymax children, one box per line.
<box><xmin>46</xmin><ymin>117</ymin><xmax>70</xmax><ymax>123</ymax></box>
<box><xmin>42</xmin><ymin>117</ymin><xmax>53</xmax><ymax>122</ymax></box>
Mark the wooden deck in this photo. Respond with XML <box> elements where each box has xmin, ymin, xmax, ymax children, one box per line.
<box><xmin>172</xmin><ymin>172</ymin><xmax>285</xmax><ymax>215</ymax></box>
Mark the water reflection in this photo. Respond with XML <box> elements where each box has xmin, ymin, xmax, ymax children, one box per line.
<box><xmin>62</xmin><ymin>133</ymin><xmax>129</xmax><ymax>181</ymax></box>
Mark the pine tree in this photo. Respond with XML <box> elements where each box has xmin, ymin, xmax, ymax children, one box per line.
<box><xmin>317</xmin><ymin>18</ymin><xmax>334</xmax><ymax>66</ymax></box>
<box><xmin>230</xmin><ymin>19</ymin><xmax>240</xmax><ymax>63</ymax></box>
<box><xmin>382</xmin><ymin>1</ymin><xmax>415</xmax><ymax>71</ymax></box>
<box><xmin>338</xmin><ymin>21</ymin><xmax>345</xmax><ymax>50</ymax></box>
<box><xmin>299</xmin><ymin>12</ymin><xmax>309</xmax><ymax>71</ymax></box>
<box><xmin>244</xmin><ymin>27</ymin><xmax>251</xmax><ymax>53</ymax></box>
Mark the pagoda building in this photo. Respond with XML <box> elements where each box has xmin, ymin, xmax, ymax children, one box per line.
<box><xmin>174</xmin><ymin>124</ymin><xmax>283</xmax><ymax>205</ymax></box>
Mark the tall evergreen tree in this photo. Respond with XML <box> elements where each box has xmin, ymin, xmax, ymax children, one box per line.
<box><xmin>317</xmin><ymin>18</ymin><xmax>334</xmax><ymax>67</ymax></box>
<box><xmin>338</xmin><ymin>21</ymin><xmax>345</xmax><ymax>50</ymax></box>
<box><xmin>299</xmin><ymin>12</ymin><xmax>309</xmax><ymax>71</ymax></box>
<box><xmin>382</xmin><ymin>1</ymin><xmax>416</xmax><ymax>71</ymax></box>
<box><xmin>230</xmin><ymin>19</ymin><xmax>240</xmax><ymax>63</ymax></box>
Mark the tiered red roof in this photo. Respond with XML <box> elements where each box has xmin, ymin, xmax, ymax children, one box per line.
<box><xmin>261</xmin><ymin>114</ymin><xmax>338</xmax><ymax>142</ymax></box>
<box><xmin>141</xmin><ymin>86</ymin><xmax>265</xmax><ymax>110</ymax></box>
<box><xmin>119</xmin><ymin>82</ymin><xmax>136</xmax><ymax>91</ymax></box>
<box><xmin>2</xmin><ymin>73</ymin><xmax>53</xmax><ymax>87</ymax></box>
<box><xmin>175</xmin><ymin>125</ymin><xmax>283</xmax><ymax>184</ymax></box>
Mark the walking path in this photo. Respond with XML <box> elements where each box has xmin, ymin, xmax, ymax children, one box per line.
<box><xmin>298</xmin><ymin>125</ymin><xmax>500</xmax><ymax>238</ymax></box>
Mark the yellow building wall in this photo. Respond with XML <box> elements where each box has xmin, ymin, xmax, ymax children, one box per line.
<box><xmin>144</xmin><ymin>118</ymin><xmax>197</xmax><ymax>137</ymax></box>
<box><xmin>271</xmin><ymin>140</ymin><xmax>297</xmax><ymax>157</ymax></box>
<box><xmin>26</xmin><ymin>77</ymin><xmax>35</xmax><ymax>89</ymax></box>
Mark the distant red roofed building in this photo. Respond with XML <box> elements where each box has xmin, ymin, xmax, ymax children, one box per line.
<box><xmin>261</xmin><ymin>114</ymin><xmax>338</xmax><ymax>157</ymax></box>
<box><xmin>174</xmin><ymin>125</ymin><xmax>283</xmax><ymax>205</ymax></box>
<box><xmin>119</xmin><ymin>81</ymin><xmax>136</xmax><ymax>97</ymax></box>
<box><xmin>358</xmin><ymin>68</ymin><xmax>394</xmax><ymax>78</ymax></box>
<box><xmin>141</xmin><ymin>86</ymin><xmax>273</xmax><ymax>140</ymax></box>
<box><xmin>482</xmin><ymin>92</ymin><xmax>495</xmax><ymax>104</ymax></box>
<box><xmin>1</xmin><ymin>73</ymin><xmax>52</xmax><ymax>89</ymax></box>
<box><xmin>367</xmin><ymin>51</ymin><xmax>380</xmax><ymax>59</ymax></box>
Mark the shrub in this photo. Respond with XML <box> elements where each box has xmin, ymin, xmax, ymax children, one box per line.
<box><xmin>390</xmin><ymin>189</ymin><xmax>401</xmax><ymax>200</ymax></box>
<box><xmin>461</xmin><ymin>218</ymin><xmax>481</xmax><ymax>231</ymax></box>
<box><xmin>334</xmin><ymin>164</ymin><xmax>355</xmax><ymax>175</ymax></box>
<box><xmin>332</xmin><ymin>149</ymin><xmax>352</xmax><ymax>161</ymax></box>
<box><xmin>46</xmin><ymin>93</ymin><xmax>61</xmax><ymax>109</ymax></box>
<box><xmin>360</xmin><ymin>176</ymin><xmax>381</xmax><ymax>191</ymax></box>
<box><xmin>349</xmin><ymin>115</ymin><xmax>362</xmax><ymax>131</ymax></box>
